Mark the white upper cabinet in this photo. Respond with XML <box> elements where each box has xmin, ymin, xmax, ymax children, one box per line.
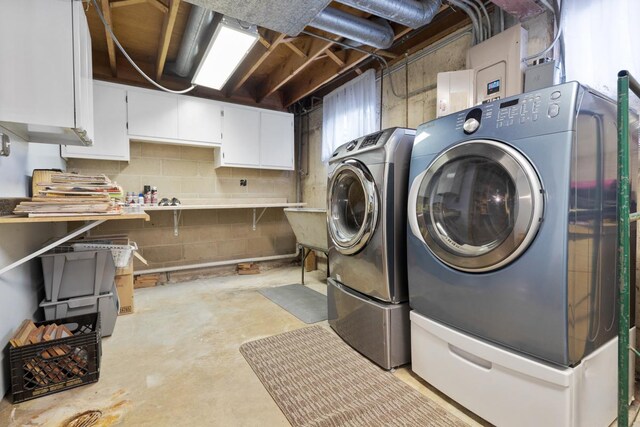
<box><xmin>0</xmin><ymin>0</ymin><xmax>94</xmax><ymax>146</ymax></box>
<box><xmin>177</xmin><ymin>97</ymin><xmax>222</xmax><ymax>144</ymax></box>
<box><xmin>62</xmin><ymin>82</ymin><xmax>129</xmax><ymax>161</ymax></box>
<box><xmin>215</xmin><ymin>106</ymin><xmax>295</xmax><ymax>170</ymax></box>
<box><xmin>127</xmin><ymin>89</ymin><xmax>179</xmax><ymax>140</ymax></box>
<box><xmin>260</xmin><ymin>111</ymin><xmax>294</xmax><ymax>170</ymax></box>
<box><xmin>218</xmin><ymin>105</ymin><xmax>261</xmax><ymax>167</ymax></box>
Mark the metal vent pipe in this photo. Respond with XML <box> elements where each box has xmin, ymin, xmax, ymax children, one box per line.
<box><xmin>310</xmin><ymin>6</ymin><xmax>395</xmax><ymax>49</ymax></box>
<box><xmin>171</xmin><ymin>6</ymin><xmax>216</xmax><ymax>77</ymax></box>
<box><xmin>335</xmin><ymin>0</ymin><xmax>442</xmax><ymax>29</ymax></box>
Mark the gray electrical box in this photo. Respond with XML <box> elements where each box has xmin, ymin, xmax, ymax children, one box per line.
<box><xmin>524</xmin><ymin>60</ymin><xmax>561</xmax><ymax>92</ymax></box>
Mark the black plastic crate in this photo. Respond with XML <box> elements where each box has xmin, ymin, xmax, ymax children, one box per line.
<box><xmin>9</xmin><ymin>313</ymin><xmax>101</xmax><ymax>403</ymax></box>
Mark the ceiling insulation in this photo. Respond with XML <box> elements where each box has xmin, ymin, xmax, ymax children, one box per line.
<box><xmin>183</xmin><ymin>0</ymin><xmax>333</xmax><ymax>35</ymax></box>
<box><xmin>489</xmin><ymin>0</ymin><xmax>545</xmax><ymax>21</ymax></box>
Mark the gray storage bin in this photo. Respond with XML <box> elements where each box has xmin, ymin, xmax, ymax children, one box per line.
<box><xmin>40</xmin><ymin>291</ymin><xmax>119</xmax><ymax>337</ymax></box>
<box><xmin>40</xmin><ymin>247</ymin><xmax>116</xmax><ymax>302</ymax></box>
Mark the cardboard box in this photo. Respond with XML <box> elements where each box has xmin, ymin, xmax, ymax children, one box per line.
<box><xmin>115</xmin><ymin>274</ymin><xmax>134</xmax><ymax>315</ymax></box>
<box><xmin>115</xmin><ymin>257</ymin><xmax>133</xmax><ymax>276</ymax></box>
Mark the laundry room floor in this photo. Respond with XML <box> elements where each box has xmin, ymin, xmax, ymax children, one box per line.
<box><xmin>1</xmin><ymin>265</ymin><xmax>638</xmax><ymax>426</ymax></box>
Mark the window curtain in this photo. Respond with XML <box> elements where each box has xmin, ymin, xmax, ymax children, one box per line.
<box><xmin>321</xmin><ymin>69</ymin><xmax>379</xmax><ymax>162</ymax></box>
<box><xmin>563</xmin><ymin>0</ymin><xmax>640</xmax><ymax>109</ymax></box>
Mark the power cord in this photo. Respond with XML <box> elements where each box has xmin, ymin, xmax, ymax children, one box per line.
<box><xmin>90</xmin><ymin>0</ymin><xmax>196</xmax><ymax>94</ymax></box>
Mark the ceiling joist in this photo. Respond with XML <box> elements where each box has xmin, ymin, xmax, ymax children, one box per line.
<box><xmin>100</xmin><ymin>0</ymin><xmax>117</xmax><ymax>76</ymax></box>
<box><xmin>256</xmin><ymin>35</ymin><xmax>341</xmax><ymax>102</ymax></box>
<box><xmin>230</xmin><ymin>33</ymin><xmax>287</xmax><ymax>93</ymax></box>
<box><xmin>284</xmin><ymin>42</ymin><xmax>307</xmax><ymax>59</ymax></box>
<box><xmin>325</xmin><ymin>49</ymin><xmax>345</xmax><ymax>67</ymax></box>
<box><xmin>110</xmin><ymin>0</ymin><xmax>146</xmax><ymax>8</ymax></box>
<box><xmin>147</xmin><ymin>0</ymin><xmax>169</xmax><ymax>14</ymax></box>
<box><xmin>155</xmin><ymin>0</ymin><xmax>180</xmax><ymax>81</ymax></box>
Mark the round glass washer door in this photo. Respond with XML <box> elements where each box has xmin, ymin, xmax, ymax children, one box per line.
<box><xmin>328</xmin><ymin>159</ymin><xmax>378</xmax><ymax>255</ymax></box>
<box><xmin>408</xmin><ymin>139</ymin><xmax>544</xmax><ymax>272</ymax></box>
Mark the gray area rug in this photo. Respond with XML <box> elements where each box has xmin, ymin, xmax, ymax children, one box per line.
<box><xmin>258</xmin><ymin>284</ymin><xmax>327</xmax><ymax>324</ymax></box>
<box><xmin>240</xmin><ymin>326</ymin><xmax>470</xmax><ymax>427</ymax></box>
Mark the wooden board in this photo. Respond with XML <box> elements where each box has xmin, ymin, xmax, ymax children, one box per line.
<box><xmin>0</xmin><ymin>212</ymin><xmax>150</xmax><ymax>224</ymax></box>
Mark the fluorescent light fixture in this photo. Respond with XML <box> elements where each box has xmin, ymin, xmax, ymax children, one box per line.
<box><xmin>192</xmin><ymin>18</ymin><xmax>259</xmax><ymax>90</ymax></box>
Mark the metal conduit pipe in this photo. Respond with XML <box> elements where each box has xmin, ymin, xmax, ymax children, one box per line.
<box><xmin>310</xmin><ymin>6</ymin><xmax>395</xmax><ymax>49</ymax></box>
<box><xmin>171</xmin><ymin>6</ymin><xmax>215</xmax><ymax>77</ymax></box>
<box><xmin>458</xmin><ymin>0</ymin><xmax>486</xmax><ymax>40</ymax></box>
<box><xmin>447</xmin><ymin>0</ymin><xmax>481</xmax><ymax>44</ymax></box>
<box><xmin>336</xmin><ymin>0</ymin><xmax>441</xmax><ymax>29</ymax></box>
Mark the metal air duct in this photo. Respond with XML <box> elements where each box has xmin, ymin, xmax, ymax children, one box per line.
<box><xmin>310</xmin><ymin>6</ymin><xmax>395</xmax><ymax>49</ymax></box>
<box><xmin>335</xmin><ymin>0</ymin><xmax>442</xmax><ymax>29</ymax></box>
<box><xmin>171</xmin><ymin>5</ymin><xmax>216</xmax><ymax>77</ymax></box>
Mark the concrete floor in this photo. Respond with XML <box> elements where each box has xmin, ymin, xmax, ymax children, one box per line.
<box><xmin>1</xmin><ymin>266</ymin><xmax>637</xmax><ymax>426</ymax></box>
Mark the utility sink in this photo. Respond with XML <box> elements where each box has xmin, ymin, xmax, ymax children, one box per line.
<box><xmin>284</xmin><ymin>208</ymin><xmax>328</xmax><ymax>252</ymax></box>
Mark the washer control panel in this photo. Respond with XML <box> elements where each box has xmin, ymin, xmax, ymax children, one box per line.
<box><xmin>456</xmin><ymin>85</ymin><xmax>571</xmax><ymax>135</ymax></box>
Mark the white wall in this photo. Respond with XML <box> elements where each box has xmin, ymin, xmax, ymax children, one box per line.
<box><xmin>0</xmin><ymin>123</ymin><xmax>65</xmax><ymax>394</ymax></box>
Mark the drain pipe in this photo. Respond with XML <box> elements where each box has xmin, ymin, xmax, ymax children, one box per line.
<box><xmin>335</xmin><ymin>0</ymin><xmax>442</xmax><ymax>29</ymax></box>
<box><xmin>135</xmin><ymin>252</ymin><xmax>300</xmax><ymax>276</ymax></box>
<box><xmin>310</xmin><ymin>7</ymin><xmax>395</xmax><ymax>49</ymax></box>
<box><xmin>170</xmin><ymin>5</ymin><xmax>216</xmax><ymax>77</ymax></box>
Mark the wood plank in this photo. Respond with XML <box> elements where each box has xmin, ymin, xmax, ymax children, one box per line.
<box><xmin>110</xmin><ymin>0</ymin><xmax>146</xmax><ymax>8</ymax></box>
<box><xmin>230</xmin><ymin>33</ymin><xmax>286</xmax><ymax>92</ymax></box>
<box><xmin>147</xmin><ymin>0</ymin><xmax>169</xmax><ymax>14</ymax></box>
<box><xmin>155</xmin><ymin>0</ymin><xmax>180</xmax><ymax>81</ymax></box>
<box><xmin>325</xmin><ymin>49</ymin><xmax>345</xmax><ymax>67</ymax></box>
<box><xmin>284</xmin><ymin>41</ymin><xmax>307</xmax><ymax>59</ymax></box>
<box><xmin>100</xmin><ymin>0</ymin><xmax>117</xmax><ymax>77</ymax></box>
<box><xmin>256</xmin><ymin>35</ymin><xmax>341</xmax><ymax>102</ymax></box>
<box><xmin>0</xmin><ymin>212</ymin><xmax>150</xmax><ymax>224</ymax></box>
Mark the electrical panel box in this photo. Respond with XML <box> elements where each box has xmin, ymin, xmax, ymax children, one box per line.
<box><xmin>436</xmin><ymin>70</ymin><xmax>475</xmax><ymax>118</ymax></box>
<box><xmin>467</xmin><ymin>24</ymin><xmax>528</xmax><ymax>105</ymax></box>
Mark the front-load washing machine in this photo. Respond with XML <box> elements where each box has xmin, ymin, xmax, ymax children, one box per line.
<box><xmin>407</xmin><ymin>82</ymin><xmax>638</xmax><ymax>426</ymax></box>
<box><xmin>327</xmin><ymin>127</ymin><xmax>415</xmax><ymax>369</ymax></box>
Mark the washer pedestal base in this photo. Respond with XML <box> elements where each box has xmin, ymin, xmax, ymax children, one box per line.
<box><xmin>328</xmin><ymin>278</ymin><xmax>410</xmax><ymax>370</ymax></box>
<box><xmin>410</xmin><ymin>311</ymin><xmax>635</xmax><ymax>427</ymax></box>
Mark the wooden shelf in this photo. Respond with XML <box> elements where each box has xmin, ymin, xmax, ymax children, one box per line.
<box><xmin>0</xmin><ymin>212</ymin><xmax>150</xmax><ymax>224</ymax></box>
<box><xmin>143</xmin><ymin>202</ymin><xmax>305</xmax><ymax>211</ymax></box>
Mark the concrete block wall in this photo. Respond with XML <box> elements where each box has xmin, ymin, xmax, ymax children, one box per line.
<box><xmin>67</xmin><ymin>141</ymin><xmax>297</xmax><ymax>271</ymax></box>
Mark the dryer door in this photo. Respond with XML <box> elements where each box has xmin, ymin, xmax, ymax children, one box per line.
<box><xmin>328</xmin><ymin>159</ymin><xmax>378</xmax><ymax>255</ymax></box>
<box><xmin>408</xmin><ymin>140</ymin><xmax>544</xmax><ymax>272</ymax></box>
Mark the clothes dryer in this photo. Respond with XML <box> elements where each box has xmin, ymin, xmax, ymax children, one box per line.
<box><xmin>327</xmin><ymin>127</ymin><xmax>415</xmax><ymax>369</ymax></box>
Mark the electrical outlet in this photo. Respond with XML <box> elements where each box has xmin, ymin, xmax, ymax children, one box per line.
<box><xmin>240</xmin><ymin>179</ymin><xmax>247</xmax><ymax>187</ymax></box>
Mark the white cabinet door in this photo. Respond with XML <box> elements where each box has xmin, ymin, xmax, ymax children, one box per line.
<box><xmin>177</xmin><ymin>97</ymin><xmax>222</xmax><ymax>144</ymax></box>
<box><xmin>259</xmin><ymin>111</ymin><xmax>294</xmax><ymax>170</ymax></box>
<box><xmin>127</xmin><ymin>90</ymin><xmax>178</xmax><ymax>139</ymax></box>
<box><xmin>0</xmin><ymin>0</ymin><xmax>75</xmax><ymax>128</ymax></box>
<box><xmin>220</xmin><ymin>106</ymin><xmax>260</xmax><ymax>167</ymax></box>
<box><xmin>62</xmin><ymin>82</ymin><xmax>128</xmax><ymax>161</ymax></box>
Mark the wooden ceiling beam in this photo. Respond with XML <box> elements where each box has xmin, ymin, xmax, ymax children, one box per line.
<box><xmin>284</xmin><ymin>42</ymin><xmax>307</xmax><ymax>59</ymax></box>
<box><xmin>147</xmin><ymin>0</ymin><xmax>169</xmax><ymax>14</ymax></box>
<box><xmin>110</xmin><ymin>0</ymin><xmax>146</xmax><ymax>8</ymax></box>
<box><xmin>155</xmin><ymin>0</ymin><xmax>180</xmax><ymax>81</ymax></box>
<box><xmin>325</xmin><ymin>49</ymin><xmax>345</xmax><ymax>68</ymax></box>
<box><xmin>230</xmin><ymin>33</ymin><xmax>286</xmax><ymax>93</ymax></box>
<box><xmin>256</xmin><ymin>35</ymin><xmax>341</xmax><ymax>102</ymax></box>
<box><xmin>100</xmin><ymin>0</ymin><xmax>117</xmax><ymax>77</ymax></box>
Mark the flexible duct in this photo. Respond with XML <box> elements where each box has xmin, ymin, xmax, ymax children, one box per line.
<box><xmin>172</xmin><ymin>6</ymin><xmax>215</xmax><ymax>77</ymax></box>
<box><xmin>335</xmin><ymin>0</ymin><xmax>441</xmax><ymax>29</ymax></box>
<box><xmin>310</xmin><ymin>7</ymin><xmax>395</xmax><ymax>49</ymax></box>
